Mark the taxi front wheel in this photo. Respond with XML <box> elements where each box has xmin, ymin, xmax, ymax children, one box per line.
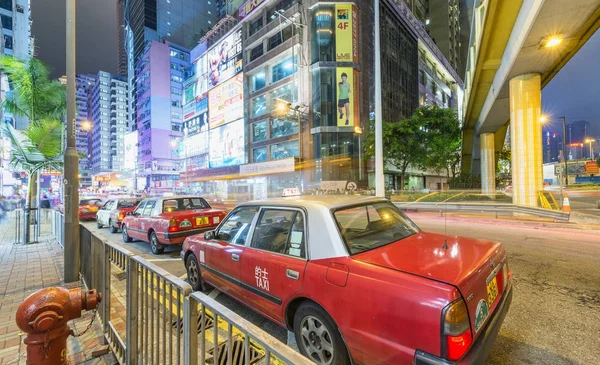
<box><xmin>294</xmin><ymin>302</ymin><xmax>350</xmax><ymax>365</ymax></box>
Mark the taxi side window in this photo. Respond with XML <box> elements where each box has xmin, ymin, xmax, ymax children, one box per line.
<box><xmin>216</xmin><ymin>207</ymin><xmax>258</xmax><ymax>245</ymax></box>
<box><xmin>134</xmin><ymin>201</ymin><xmax>147</xmax><ymax>215</ymax></box>
<box><xmin>251</xmin><ymin>209</ymin><xmax>305</xmax><ymax>259</ymax></box>
<box><xmin>142</xmin><ymin>200</ymin><xmax>156</xmax><ymax>216</ymax></box>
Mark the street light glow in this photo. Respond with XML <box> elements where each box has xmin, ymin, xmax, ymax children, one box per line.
<box><xmin>170</xmin><ymin>140</ymin><xmax>178</xmax><ymax>148</ymax></box>
<box><xmin>542</xmin><ymin>35</ymin><xmax>563</xmax><ymax>48</ymax></box>
<box><xmin>540</xmin><ymin>115</ymin><xmax>548</xmax><ymax>123</ymax></box>
<box><xmin>81</xmin><ymin>120</ymin><xmax>92</xmax><ymax>130</ymax></box>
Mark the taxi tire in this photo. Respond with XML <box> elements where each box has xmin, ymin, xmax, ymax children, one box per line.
<box><xmin>185</xmin><ymin>254</ymin><xmax>204</xmax><ymax>292</ymax></box>
<box><xmin>150</xmin><ymin>232</ymin><xmax>165</xmax><ymax>255</ymax></box>
<box><xmin>294</xmin><ymin>302</ymin><xmax>350</xmax><ymax>365</ymax></box>
<box><xmin>109</xmin><ymin>220</ymin><xmax>118</xmax><ymax>233</ymax></box>
<box><xmin>97</xmin><ymin>221</ymin><xmax>103</xmax><ymax>229</ymax></box>
<box><xmin>122</xmin><ymin>225</ymin><xmax>133</xmax><ymax>243</ymax></box>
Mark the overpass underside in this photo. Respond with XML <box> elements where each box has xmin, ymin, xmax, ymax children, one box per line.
<box><xmin>461</xmin><ymin>0</ymin><xmax>600</xmax><ymax>206</ymax></box>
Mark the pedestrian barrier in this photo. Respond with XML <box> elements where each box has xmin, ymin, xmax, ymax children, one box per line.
<box><xmin>64</xmin><ymin>217</ymin><xmax>309</xmax><ymax>365</ymax></box>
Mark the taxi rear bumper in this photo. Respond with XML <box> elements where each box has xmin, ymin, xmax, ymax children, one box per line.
<box><xmin>414</xmin><ymin>283</ymin><xmax>513</xmax><ymax>365</ymax></box>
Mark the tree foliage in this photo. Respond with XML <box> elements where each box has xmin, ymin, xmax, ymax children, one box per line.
<box><xmin>364</xmin><ymin>105</ymin><xmax>462</xmax><ymax>182</ymax></box>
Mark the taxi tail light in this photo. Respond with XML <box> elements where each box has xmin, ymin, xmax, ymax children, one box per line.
<box><xmin>118</xmin><ymin>211</ymin><xmax>125</xmax><ymax>221</ymax></box>
<box><xmin>168</xmin><ymin>217</ymin><xmax>178</xmax><ymax>232</ymax></box>
<box><xmin>442</xmin><ymin>299</ymin><xmax>472</xmax><ymax>361</ymax></box>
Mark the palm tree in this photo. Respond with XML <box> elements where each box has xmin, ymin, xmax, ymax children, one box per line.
<box><xmin>0</xmin><ymin>56</ymin><xmax>66</xmax><ymax>243</ymax></box>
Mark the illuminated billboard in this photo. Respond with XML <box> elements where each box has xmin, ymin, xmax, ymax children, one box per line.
<box><xmin>336</xmin><ymin>67</ymin><xmax>359</xmax><ymax>127</ymax></box>
<box><xmin>209</xmin><ymin>119</ymin><xmax>245</xmax><ymax>168</ymax></box>
<box><xmin>335</xmin><ymin>4</ymin><xmax>359</xmax><ymax>63</ymax></box>
<box><xmin>184</xmin><ymin>96</ymin><xmax>209</xmax><ymax>137</ymax></box>
<box><xmin>207</xmin><ymin>27</ymin><xmax>243</xmax><ymax>90</ymax></box>
<box><xmin>123</xmin><ymin>132</ymin><xmax>138</xmax><ymax>170</ymax></box>
<box><xmin>183</xmin><ymin>131</ymin><xmax>209</xmax><ymax>157</ymax></box>
<box><xmin>208</xmin><ymin>73</ymin><xmax>244</xmax><ymax>129</ymax></box>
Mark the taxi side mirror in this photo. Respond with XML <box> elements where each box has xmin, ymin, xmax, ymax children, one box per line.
<box><xmin>204</xmin><ymin>231</ymin><xmax>215</xmax><ymax>240</ymax></box>
<box><xmin>126</xmin><ymin>211</ymin><xmax>133</xmax><ymax>216</ymax></box>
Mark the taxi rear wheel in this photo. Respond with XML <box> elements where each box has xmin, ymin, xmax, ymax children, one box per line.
<box><xmin>149</xmin><ymin>232</ymin><xmax>165</xmax><ymax>255</ymax></box>
<box><xmin>186</xmin><ymin>254</ymin><xmax>204</xmax><ymax>292</ymax></box>
<box><xmin>122</xmin><ymin>225</ymin><xmax>132</xmax><ymax>243</ymax></box>
<box><xmin>294</xmin><ymin>302</ymin><xmax>350</xmax><ymax>365</ymax></box>
<box><xmin>109</xmin><ymin>219</ymin><xmax>118</xmax><ymax>233</ymax></box>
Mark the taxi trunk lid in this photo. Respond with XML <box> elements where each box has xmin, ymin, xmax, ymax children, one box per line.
<box><xmin>353</xmin><ymin>231</ymin><xmax>507</xmax><ymax>338</ymax></box>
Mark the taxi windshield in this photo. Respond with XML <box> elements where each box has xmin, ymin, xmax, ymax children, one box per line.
<box><xmin>162</xmin><ymin>198</ymin><xmax>210</xmax><ymax>212</ymax></box>
<box><xmin>333</xmin><ymin>202</ymin><xmax>419</xmax><ymax>255</ymax></box>
<box><xmin>118</xmin><ymin>200</ymin><xmax>141</xmax><ymax>208</ymax></box>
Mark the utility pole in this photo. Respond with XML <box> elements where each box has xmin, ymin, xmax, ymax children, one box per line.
<box><xmin>561</xmin><ymin>116</ymin><xmax>568</xmax><ymax>188</ymax></box>
<box><xmin>64</xmin><ymin>0</ymin><xmax>80</xmax><ymax>283</ymax></box>
<box><xmin>374</xmin><ymin>0</ymin><xmax>385</xmax><ymax>197</ymax></box>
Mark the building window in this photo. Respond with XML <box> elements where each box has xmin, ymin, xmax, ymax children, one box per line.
<box><xmin>250</xmin><ymin>45</ymin><xmax>264</xmax><ymax>62</ymax></box>
<box><xmin>251</xmin><ymin>95</ymin><xmax>267</xmax><ymax>118</ymax></box>
<box><xmin>269</xmin><ymin>83</ymin><xmax>297</xmax><ymax>107</ymax></box>
<box><xmin>268</xmin><ymin>26</ymin><xmax>293</xmax><ymax>51</ymax></box>
<box><xmin>252</xmin><ymin>71</ymin><xmax>266</xmax><ymax>92</ymax></box>
<box><xmin>0</xmin><ymin>0</ymin><xmax>10</xmax><ymax>11</ymax></box>
<box><xmin>253</xmin><ymin>147</ymin><xmax>267</xmax><ymax>162</ymax></box>
<box><xmin>171</xmin><ymin>75</ymin><xmax>183</xmax><ymax>83</ymax></box>
<box><xmin>253</xmin><ymin>120</ymin><xmax>267</xmax><ymax>142</ymax></box>
<box><xmin>3</xmin><ymin>35</ymin><xmax>12</xmax><ymax>50</ymax></box>
<box><xmin>267</xmin><ymin>0</ymin><xmax>296</xmax><ymax>24</ymax></box>
<box><xmin>1</xmin><ymin>15</ymin><xmax>12</xmax><ymax>30</ymax></box>
<box><xmin>249</xmin><ymin>17</ymin><xmax>263</xmax><ymax>36</ymax></box>
<box><xmin>271</xmin><ymin>57</ymin><xmax>296</xmax><ymax>83</ymax></box>
<box><xmin>271</xmin><ymin>118</ymin><xmax>298</xmax><ymax>139</ymax></box>
<box><xmin>311</xmin><ymin>5</ymin><xmax>335</xmax><ymax>63</ymax></box>
<box><xmin>271</xmin><ymin>140</ymin><xmax>299</xmax><ymax>160</ymax></box>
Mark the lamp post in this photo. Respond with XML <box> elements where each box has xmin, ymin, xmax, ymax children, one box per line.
<box><xmin>541</xmin><ymin>115</ymin><xmax>567</xmax><ymax>202</ymax></box>
<box><xmin>64</xmin><ymin>0</ymin><xmax>80</xmax><ymax>283</ymax></box>
<box><xmin>354</xmin><ymin>126</ymin><xmax>363</xmax><ymax>181</ymax></box>
<box><xmin>585</xmin><ymin>138</ymin><xmax>595</xmax><ymax>160</ymax></box>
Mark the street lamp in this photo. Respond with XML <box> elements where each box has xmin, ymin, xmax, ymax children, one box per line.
<box><xmin>541</xmin><ymin>114</ymin><xmax>568</xmax><ymax>200</ymax></box>
<box><xmin>585</xmin><ymin>138</ymin><xmax>595</xmax><ymax>160</ymax></box>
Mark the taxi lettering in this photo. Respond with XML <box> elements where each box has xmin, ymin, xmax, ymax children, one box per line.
<box><xmin>254</xmin><ymin>266</ymin><xmax>269</xmax><ymax>292</ymax></box>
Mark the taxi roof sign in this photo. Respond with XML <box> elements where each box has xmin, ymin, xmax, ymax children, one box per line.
<box><xmin>282</xmin><ymin>188</ymin><xmax>302</xmax><ymax>197</ymax></box>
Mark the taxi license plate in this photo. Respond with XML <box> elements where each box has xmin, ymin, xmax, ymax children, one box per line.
<box><xmin>486</xmin><ymin>276</ymin><xmax>499</xmax><ymax>306</ymax></box>
<box><xmin>195</xmin><ymin>217</ymin><xmax>209</xmax><ymax>226</ymax></box>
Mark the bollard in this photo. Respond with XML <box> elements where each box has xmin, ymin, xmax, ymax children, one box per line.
<box><xmin>16</xmin><ymin>287</ymin><xmax>102</xmax><ymax>365</ymax></box>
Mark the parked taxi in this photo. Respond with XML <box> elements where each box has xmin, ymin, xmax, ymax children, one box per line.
<box><xmin>181</xmin><ymin>196</ymin><xmax>512</xmax><ymax>365</ymax></box>
<box><xmin>96</xmin><ymin>198</ymin><xmax>142</xmax><ymax>233</ymax></box>
<box><xmin>121</xmin><ymin>196</ymin><xmax>226</xmax><ymax>254</ymax></box>
<box><xmin>78</xmin><ymin>198</ymin><xmax>104</xmax><ymax>220</ymax></box>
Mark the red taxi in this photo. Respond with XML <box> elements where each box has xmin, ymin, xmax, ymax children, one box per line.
<box><xmin>79</xmin><ymin>198</ymin><xmax>104</xmax><ymax>220</ymax></box>
<box><xmin>96</xmin><ymin>198</ymin><xmax>142</xmax><ymax>233</ymax></box>
<box><xmin>181</xmin><ymin>196</ymin><xmax>512</xmax><ymax>365</ymax></box>
<box><xmin>121</xmin><ymin>196</ymin><xmax>226</xmax><ymax>254</ymax></box>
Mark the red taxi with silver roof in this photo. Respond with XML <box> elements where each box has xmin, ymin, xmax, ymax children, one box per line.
<box><xmin>181</xmin><ymin>195</ymin><xmax>512</xmax><ymax>364</ymax></box>
<box><xmin>121</xmin><ymin>196</ymin><xmax>226</xmax><ymax>254</ymax></box>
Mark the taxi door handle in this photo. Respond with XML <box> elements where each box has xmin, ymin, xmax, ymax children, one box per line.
<box><xmin>286</xmin><ymin>269</ymin><xmax>299</xmax><ymax>280</ymax></box>
<box><xmin>231</xmin><ymin>253</ymin><xmax>240</xmax><ymax>262</ymax></box>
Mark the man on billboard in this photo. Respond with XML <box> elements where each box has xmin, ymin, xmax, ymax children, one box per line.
<box><xmin>209</xmin><ymin>41</ymin><xmax>229</xmax><ymax>86</ymax></box>
<box><xmin>338</xmin><ymin>72</ymin><xmax>351</xmax><ymax>126</ymax></box>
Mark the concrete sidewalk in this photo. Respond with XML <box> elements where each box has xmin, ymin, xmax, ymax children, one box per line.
<box><xmin>0</xmin><ymin>215</ymin><xmax>117</xmax><ymax>365</ymax></box>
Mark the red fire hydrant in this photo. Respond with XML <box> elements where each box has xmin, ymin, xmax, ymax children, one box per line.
<box><xmin>16</xmin><ymin>287</ymin><xmax>102</xmax><ymax>365</ymax></box>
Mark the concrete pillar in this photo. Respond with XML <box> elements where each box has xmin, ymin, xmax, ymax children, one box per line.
<box><xmin>509</xmin><ymin>73</ymin><xmax>542</xmax><ymax>207</ymax></box>
<box><xmin>480</xmin><ymin>133</ymin><xmax>495</xmax><ymax>196</ymax></box>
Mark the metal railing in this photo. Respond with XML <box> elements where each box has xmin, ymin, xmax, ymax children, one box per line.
<box><xmin>65</xmin><ymin>220</ymin><xmax>308</xmax><ymax>365</ymax></box>
<box><xmin>185</xmin><ymin>292</ymin><xmax>312</xmax><ymax>365</ymax></box>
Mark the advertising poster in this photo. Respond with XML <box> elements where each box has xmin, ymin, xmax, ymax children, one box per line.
<box><xmin>336</xmin><ymin>67</ymin><xmax>359</xmax><ymax>127</ymax></box>
<box><xmin>183</xmin><ymin>131</ymin><xmax>209</xmax><ymax>157</ymax></box>
<box><xmin>335</xmin><ymin>4</ymin><xmax>358</xmax><ymax>63</ymax></box>
<box><xmin>123</xmin><ymin>132</ymin><xmax>138</xmax><ymax>170</ymax></box>
<box><xmin>239</xmin><ymin>0</ymin><xmax>268</xmax><ymax>19</ymax></box>
<box><xmin>208</xmin><ymin>73</ymin><xmax>244</xmax><ymax>129</ymax></box>
<box><xmin>183</xmin><ymin>101</ymin><xmax>196</xmax><ymax>120</ymax></box>
<box><xmin>209</xmin><ymin>119</ymin><xmax>245</xmax><ymax>168</ymax></box>
<box><xmin>207</xmin><ymin>27</ymin><xmax>243</xmax><ymax>89</ymax></box>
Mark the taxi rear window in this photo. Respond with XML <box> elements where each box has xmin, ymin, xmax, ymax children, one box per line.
<box><xmin>333</xmin><ymin>202</ymin><xmax>419</xmax><ymax>255</ymax></box>
<box><xmin>162</xmin><ymin>198</ymin><xmax>210</xmax><ymax>212</ymax></box>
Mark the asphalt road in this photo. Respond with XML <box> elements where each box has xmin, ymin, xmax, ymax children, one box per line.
<box><xmin>82</xmin><ymin>213</ymin><xmax>600</xmax><ymax>364</ymax></box>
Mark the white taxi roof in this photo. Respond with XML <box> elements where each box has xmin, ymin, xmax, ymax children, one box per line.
<box><xmin>238</xmin><ymin>195</ymin><xmax>390</xmax><ymax>260</ymax></box>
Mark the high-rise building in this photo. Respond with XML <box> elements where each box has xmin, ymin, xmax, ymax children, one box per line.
<box><xmin>117</xmin><ymin>0</ymin><xmax>127</xmax><ymax>76</ymax></box>
<box><xmin>135</xmin><ymin>41</ymin><xmax>189</xmax><ymax>191</ymax></box>
<box><xmin>567</xmin><ymin>120</ymin><xmax>590</xmax><ymax>145</ymax></box>
<box><xmin>90</xmin><ymin>71</ymin><xmax>129</xmax><ymax>174</ymax></box>
<box><xmin>75</xmin><ymin>74</ymin><xmax>96</xmax><ymax>186</ymax></box>
<box><xmin>1</xmin><ymin>0</ymin><xmax>33</xmax><ymax>129</ymax></box>
<box><xmin>400</xmin><ymin>0</ymin><xmax>471</xmax><ymax>77</ymax></box>
<box><xmin>176</xmin><ymin>0</ymin><xmax>464</xmax><ymax>197</ymax></box>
